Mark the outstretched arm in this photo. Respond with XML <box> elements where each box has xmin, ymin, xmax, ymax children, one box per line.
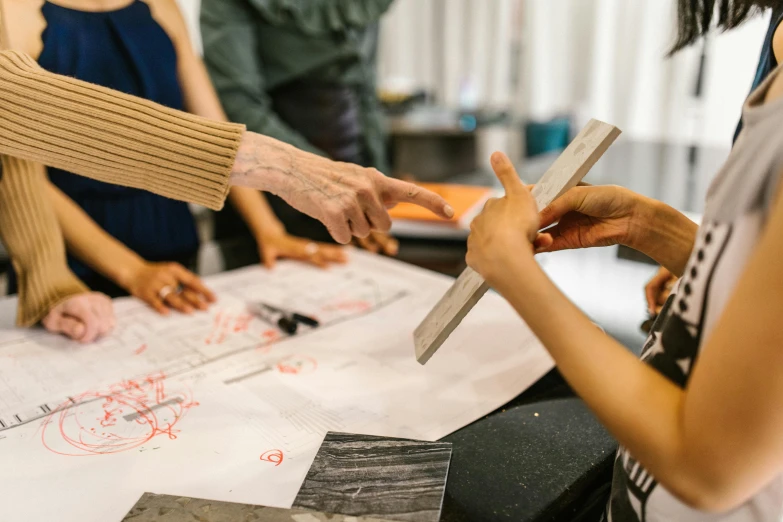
<box><xmin>0</xmin><ymin>1</ymin><xmax>450</xmax><ymax>244</ymax></box>
<box><xmin>469</xmin><ymin>152</ymin><xmax>783</xmax><ymax>511</ymax></box>
<box><xmin>47</xmin><ymin>182</ymin><xmax>215</xmax><ymax>315</ymax></box>
<box><xmin>148</xmin><ymin>0</ymin><xmax>345</xmax><ymax>267</ymax></box>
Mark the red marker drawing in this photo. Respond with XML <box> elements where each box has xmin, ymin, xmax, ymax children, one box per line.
<box><xmin>260</xmin><ymin>449</ymin><xmax>284</xmax><ymax>466</ymax></box>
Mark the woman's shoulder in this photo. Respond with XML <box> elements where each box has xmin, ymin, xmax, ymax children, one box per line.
<box><xmin>763</xmin><ymin>66</ymin><xmax>783</xmax><ymax>106</ymax></box>
<box><xmin>142</xmin><ymin>0</ymin><xmax>190</xmax><ymax>48</ymax></box>
<box><xmin>0</xmin><ymin>0</ymin><xmax>46</xmax><ymax>57</ymax></box>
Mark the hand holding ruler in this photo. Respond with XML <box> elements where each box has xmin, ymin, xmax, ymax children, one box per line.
<box><xmin>414</xmin><ymin>119</ymin><xmax>621</xmax><ymax>364</ymax></box>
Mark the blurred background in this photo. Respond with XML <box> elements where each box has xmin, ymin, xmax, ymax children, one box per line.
<box><xmin>178</xmin><ymin>0</ymin><xmax>768</xmax><ymax>158</ymax></box>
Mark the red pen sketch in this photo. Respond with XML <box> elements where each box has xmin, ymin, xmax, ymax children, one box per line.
<box><xmin>321</xmin><ymin>300</ymin><xmax>370</xmax><ymax>313</ymax></box>
<box><xmin>260</xmin><ymin>449</ymin><xmax>284</xmax><ymax>466</ymax></box>
<box><xmin>41</xmin><ymin>372</ymin><xmax>198</xmax><ymax>456</ymax></box>
<box><xmin>233</xmin><ymin>313</ymin><xmax>252</xmax><ymax>333</ymax></box>
<box><xmin>206</xmin><ymin>312</ymin><xmax>253</xmax><ymax>345</ymax></box>
<box><xmin>255</xmin><ymin>329</ymin><xmax>281</xmax><ymax>353</ymax></box>
<box><xmin>261</xmin><ymin>329</ymin><xmax>280</xmax><ymax>342</ymax></box>
<box><xmin>276</xmin><ymin>355</ymin><xmax>318</xmax><ymax>375</ymax></box>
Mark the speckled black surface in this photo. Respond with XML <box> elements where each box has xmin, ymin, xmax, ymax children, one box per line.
<box><xmin>440</xmin><ymin>397</ymin><xmax>616</xmax><ymax>522</ymax></box>
<box><xmin>294</xmin><ymin>432</ymin><xmax>452</xmax><ymax>522</ymax></box>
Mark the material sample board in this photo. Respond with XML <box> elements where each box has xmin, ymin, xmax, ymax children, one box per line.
<box><xmin>123</xmin><ymin>492</ymin><xmax>397</xmax><ymax>521</ymax></box>
<box><xmin>294</xmin><ymin>432</ymin><xmax>452</xmax><ymax>522</ymax></box>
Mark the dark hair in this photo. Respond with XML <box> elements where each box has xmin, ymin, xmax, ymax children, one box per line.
<box><xmin>670</xmin><ymin>0</ymin><xmax>782</xmax><ymax>54</ymax></box>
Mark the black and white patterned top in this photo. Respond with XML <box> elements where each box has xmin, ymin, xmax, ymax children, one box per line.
<box><xmin>606</xmin><ymin>64</ymin><xmax>783</xmax><ymax>522</ymax></box>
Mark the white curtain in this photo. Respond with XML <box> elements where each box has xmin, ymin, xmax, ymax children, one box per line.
<box><xmin>523</xmin><ymin>0</ymin><xmax>769</xmax><ymax>147</ymax></box>
<box><xmin>378</xmin><ymin>0</ymin><xmax>769</xmax><ymax>148</ymax></box>
<box><xmin>177</xmin><ymin>0</ymin><xmax>768</xmax><ymax>147</ymax></box>
<box><xmin>378</xmin><ymin>0</ymin><xmax>522</xmax><ymax>110</ymax></box>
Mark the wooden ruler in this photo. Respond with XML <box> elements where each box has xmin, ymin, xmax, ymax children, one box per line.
<box><xmin>414</xmin><ymin>119</ymin><xmax>621</xmax><ymax>364</ymax></box>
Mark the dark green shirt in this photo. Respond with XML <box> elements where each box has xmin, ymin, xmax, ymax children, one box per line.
<box><xmin>201</xmin><ymin>0</ymin><xmax>392</xmax><ymax>172</ymax></box>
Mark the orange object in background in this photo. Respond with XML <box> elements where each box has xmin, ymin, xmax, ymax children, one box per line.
<box><xmin>389</xmin><ymin>183</ymin><xmax>492</xmax><ymax>222</ymax></box>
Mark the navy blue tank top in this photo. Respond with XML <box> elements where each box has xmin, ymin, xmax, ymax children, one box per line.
<box><xmin>10</xmin><ymin>0</ymin><xmax>199</xmax><ymax>296</ymax></box>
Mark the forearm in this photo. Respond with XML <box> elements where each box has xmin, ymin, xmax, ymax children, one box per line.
<box><xmin>227</xmin><ymin>186</ymin><xmax>285</xmax><ymax>239</ymax></box>
<box><xmin>0</xmin><ymin>157</ymin><xmax>86</xmax><ymax>326</ymax></box>
<box><xmin>47</xmin><ymin>183</ymin><xmax>144</xmax><ymax>290</ymax></box>
<box><xmin>632</xmin><ymin>198</ymin><xmax>699</xmax><ymax>277</ymax></box>
<box><xmin>0</xmin><ymin>50</ymin><xmax>244</xmax><ymax>210</ymax></box>
<box><xmin>492</xmin><ymin>256</ymin><xmax>710</xmax><ymax>506</ymax></box>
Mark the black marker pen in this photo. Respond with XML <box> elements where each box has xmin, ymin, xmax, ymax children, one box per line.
<box><xmin>248</xmin><ymin>303</ymin><xmax>298</xmax><ymax>335</ymax></box>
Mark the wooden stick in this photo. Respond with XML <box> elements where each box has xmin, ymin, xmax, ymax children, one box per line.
<box><xmin>414</xmin><ymin>119</ymin><xmax>621</xmax><ymax>365</ymax></box>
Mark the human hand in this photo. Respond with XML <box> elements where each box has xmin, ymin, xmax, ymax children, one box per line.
<box><xmin>123</xmin><ymin>262</ymin><xmax>216</xmax><ymax>315</ymax></box>
<box><xmin>229</xmin><ymin>133</ymin><xmax>454</xmax><ymax>244</ymax></box>
<box><xmin>536</xmin><ymin>183</ymin><xmax>652</xmax><ymax>253</ymax></box>
<box><xmin>354</xmin><ymin>231</ymin><xmax>399</xmax><ymax>256</ymax></box>
<box><xmin>466</xmin><ymin>153</ymin><xmax>550</xmax><ymax>286</ymax></box>
<box><xmin>257</xmin><ymin>231</ymin><xmax>347</xmax><ymax>269</ymax></box>
<box><xmin>645</xmin><ymin>266</ymin><xmax>677</xmax><ymax>315</ymax></box>
<box><xmin>42</xmin><ymin>292</ymin><xmax>115</xmax><ymax>343</ymax></box>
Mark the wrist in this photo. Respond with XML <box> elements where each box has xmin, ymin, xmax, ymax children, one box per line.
<box><xmin>230</xmin><ymin>133</ymin><xmax>293</xmax><ymax>195</ymax></box>
<box><xmin>631</xmin><ymin>199</ymin><xmax>698</xmax><ymax>277</ymax></box>
<box><xmin>255</xmin><ymin>227</ymin><xmax>286</xmax><ymax>245</ymax></box>
<box><xmin>481</xmin><ymin>245</ymin><xmax>538</xmax><ymax>291</ymax></box>
<box><xmin>114</xmin><ymin>256</ymin><xmax>146</xmax><ymax>290</ymax></box>
<box><xmin>625</xmin><ymin>193</ymin><xmax>662</xmax><ymax>251</ymax></box>
<box><xmin>254</xmin><ymin>216</ymin><xmax>286</xmax><ymax>239</ymax></box>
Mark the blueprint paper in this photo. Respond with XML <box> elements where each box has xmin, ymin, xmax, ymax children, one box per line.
<box><xmin>0</xmin><ymin>252</ymin><xmax>554</xmax><ymax>522</ymax></box>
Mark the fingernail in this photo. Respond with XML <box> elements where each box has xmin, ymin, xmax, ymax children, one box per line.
<box><xmin>444</xmin><ymin>205</ymin><xmax>455</xmax><ymax>218</ymax></box>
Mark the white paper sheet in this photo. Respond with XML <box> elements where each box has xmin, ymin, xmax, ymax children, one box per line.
<box><xmin>0</xmin><ymin>252</ymin><xmax>553</xmax><ymax>522</ymax></box>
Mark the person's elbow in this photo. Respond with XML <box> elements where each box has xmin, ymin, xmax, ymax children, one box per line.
<box><xmin>665</xmin><ymin>458</ymin><xmax>758</xmax><ymax>513</ymax></box>
<box><xmin>670</xmin><ymin>481</ymin><xmax>737</xmax><ymax>513</ymax></box>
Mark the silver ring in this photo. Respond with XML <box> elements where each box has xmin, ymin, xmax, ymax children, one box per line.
<box><xmin>304</xmin><ymin>242</ymin><xmax>319</xmax><ymax>256</ymax></box>
<box><xmin>158</xmin><ymin>285</ymin><xmax>175</xmax><ymax>300</ymax></box>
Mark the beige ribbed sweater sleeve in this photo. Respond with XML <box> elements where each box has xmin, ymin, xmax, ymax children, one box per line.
<box><xmin>0</xmin><ymin>156</ymin><xmax>88</xmax><ymax>326</ymax></box>
<box><xmin>0</xmin><ymin>5</ymin><xmax>243</xmax><ymax>326</ymax></box>
<box><xmin>0</xmin><ymin>49</ymin><xmax>245</xmax><ymax>210</ymax></box>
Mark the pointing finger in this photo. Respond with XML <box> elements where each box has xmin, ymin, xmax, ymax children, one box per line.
<box><xmin>490</xmin><ymin>152</ymin><xmax>524</xmax><ymax>196</ymax></box>
<box><xmin>382</xmin><ymin>178</ymin><xmax>454</xmax><ymax>220</ymax></box>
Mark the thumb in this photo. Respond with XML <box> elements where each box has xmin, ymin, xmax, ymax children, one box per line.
<box><xmin>490</xmin><ymin>152</ymin><xmax>523</xmax><ymax>196</ymax></box>
<box><xmin>42</xmin><ymin>309</ymin><xmax>86</xmax><ymax>341</ymax></box>
<box><xmin>538</xmin><ymin>186</ymin><xmax>588</xmax><ymax>229</ymax></box>
<box><xmin>262</xmin><ymin>246</ymin><xmax>277</xmax><ymax>269</ymax></box>
<box><xmin>534</xmin><ymin>233</ymin><xmax>554</xmax><ymax>253</ymax></box>
<box><xmin>58</xmin><ymin>317</ymin><xmax>87</xmax><ymax>341</ymax></box>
